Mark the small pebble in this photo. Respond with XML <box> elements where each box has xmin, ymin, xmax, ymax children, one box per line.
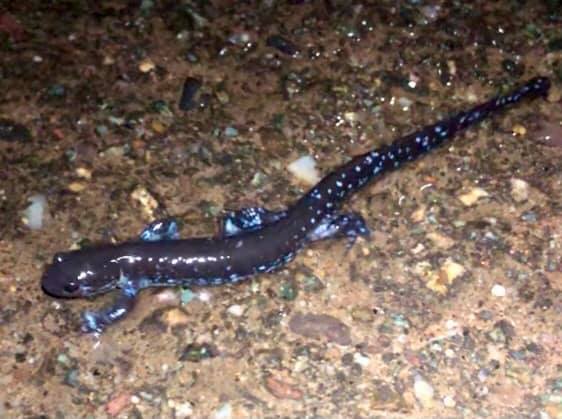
<box><xmin>95</xmin><ymin>124</ymin><xmax>108</xmax><ymax>136</ymax></box>
<box><xmin>75</xmin><ymin>167</ymin><xmax>92</xmax><ymax>180</ymax></box>
<box><xmin>151</xmin><ymin>120</ymin><xmax>167</xmax><ymax>134</ymax></box>
<box><xmin>104</xmin><ymin>145</ymin><xmax>126</xmax><ymax>158</ymax></box>
<box><xmin>130</xmin><ymin>186</ymin><xmax>158</xmax><ymax>219</ymax></box>
<box><xmin>288</xmin><ymin>155</ymin><xmax>320</xmax><ymax>185</ymax></box>
<box><xmin>512</xmin><ymin>123</ymin><xmax>527</xmax><ymax>136</ymax></box>
<box><xmin>510</xmin><ymin>178</ymin><xmax>529</xmax><ymax>203</ymax></box>
<box><xmin>22</xmin><ymin>194</ymin><xmax>47</xmax><ymax>230</ymax></box>
<box><xmin>163</xmin><ymin>308</ymin><xmax>190</xmax><ymax>327</ymax></box>
<box><xmin>174</xmin><ymin>401</ymin><xmax>193</xmax><ymax>419</ymax></box>
<box><xmin>67</xmin><ymin>182</ymin><xmax>86</xmax><ymax>193</ymax></box>
<box><xmin>224</xmin><ymin>126</ymin><xmax>238</xmax><ymax>137</ymax></box>
<box><xmin>180</xmin><ymin>288</ymin><xmax>194</xmax><ymax>305</ymax></box>
<box><xmin>398</xmin><ymin>97</ymin><xmax>413</xmax><ymax>110</ymax></box>
<box><xmin>443</xmin><ymin>395</ymin><xmax>456</xmax><ymax>408</ymax></box>
<box><xmin>458</xmin><ymin>187</ymin><xmax>489</xmax><ymax>206</ymax></box>
<box><xmin>421</xmin><ymin>4</ymin><xmax>441</xmax><ymax>20</ymax></box>
<box><xmin>521</xmin><ymin>210</ymin><xmax>537</xmax><ymax>223</ymax></box>
<box><xmin>414</xmin><ymin>375</ymin><xmax>434</xmax><ymax>407</ymax></box>
<box><xmin>178</xmin><ymin>77</ymin><xmax>202</xmax><ymax>111</ymax></box>
<box><xmin>411</xmin><ymin>243</ymin><xmax>425</xmax><ymax>254</ymax></box>
<box><xmin>211</xmin><ymin>402</ymin><xmax>232</xmax><ymax>419</ymax></box>
<box><xmin>139</xmin><ymin>58</ymin><xmax>155</xmax><ymax>73</ymax></box>
<box><xmin>289</xmin><ymin>312</ymin><xmax>351</xmax><ymax>345</ymax></box>
<box><xmin>198</xmin><ymin>290</ymin><xmax>211</xmax><ymax>303</ymax></box>
<box><xmin>105</xmin><ymin>392</ymin><xmax>132</xmax><ymax>416</ymax></box>
<box><xmin>427</xmin><ymin>232</ymin><xmax>455</xmax><ymax>249</ymax></box>
<box><xmin>351</xmin><ymin>307</ymin><xmax>374</xmax><ymax>323</ymax></box>
<box><xmin>446</xmin><ymin>319</ymin><xmax>460</xmax><ymax>330</ymax></box>
<box><xmin>227</xmin><ymin>304</ymin><xmax>244</xmax><ymax>317</ymax></box>
<box><xmin>353</xmin><ymin>352</ymin><xmax>370</xmax><ymax>367</ymax></box>
<box><xmin>265</xmin><ymin>376</ymin><xmax>303</xmax><ymax>400</ymax></box>
<box><xmin>491</xmin><ymin>284</ymin><xmax>506</xmax><ymax>297</ymax></box>
<box><xmin>343</xmin><ymin>111</ymin><xmax>359</xmax><ymax>122</ymax></box>
<box><xmin>426</xmin><ymin>259</ymin><xmax>466</xmax><ymax>294</ymax></box>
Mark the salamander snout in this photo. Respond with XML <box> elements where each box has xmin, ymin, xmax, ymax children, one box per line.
<box><xmin>41</xmin><ymin>261</ymin><xmax>81</xmax><ymax>298</ymax></box>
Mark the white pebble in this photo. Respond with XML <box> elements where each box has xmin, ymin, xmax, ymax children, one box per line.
<box><xmin>510</xmin><ymin>178</ymin><xmax>529</xmax><ymax>203</ymax></box>
<box><xmin>211</xmin><ymin>403</ymin><xmax>232</xmax><ymax>419</ymax></box>
<box><xmin>227</xmin><ymin>304</ymin><xmax>244</xmax><ymax>317</ymax></box>
<box><xmin>197</xmin><ymin>291</ymin><xmax>212</xmax><ymax>303</ymax></box>
<box><xmin>23</xmin><ymin>194</ymin><xmax>47</xmax><ymax>230</ymax></box>
<box><xmin>156</xmin><ymin>289</ymin><xmax>180</xmax><ymax>304</ymax></box>
<box><xmin>491</xmin><ymin>284</ymin><xmax>506</xmax><ymax>297</ymax></box>
<box><xmin>445</xmin><ymin>319</ymin><xmax>459</xmax><ymax>330</ymax></box>
<box><xmin>414</xmin><ymin>375</ymin><xmax>434</xmax><ymax>406</ymax></box>
<box><xmin>175</xmin><ymin>401</ymin><xmax>194</xmax><ymax>418</ymax></box>
<box><xmin>443</xmin><ymin>395</ymin><xmax>456</xmax><ymax>408</ymax></box>
<box><xmin>287</xmin><ymin>155</ymin><xmax>320</xmax><ymax>185</ymax></box>
<box><xmin>353</xmin><ymin>352</ymin><xmax>370</xmax><ymax>367</ymax></box>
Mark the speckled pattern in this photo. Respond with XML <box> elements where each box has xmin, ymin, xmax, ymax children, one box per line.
<box><xmin>0</xmin><ymin>1</ymin><xmax>561</xmax><ymax>418</ymax></box>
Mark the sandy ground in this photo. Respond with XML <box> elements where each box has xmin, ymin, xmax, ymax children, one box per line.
<box><xmin>0</xmin><ymin>1</ymin><xmax>561</xmax><ymax>418</ymax></box>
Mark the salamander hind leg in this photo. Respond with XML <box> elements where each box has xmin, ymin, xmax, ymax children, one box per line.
<box><xmin>306</xmin><ymin>212</ymin><xmax>371</xmax><ymax>248</ymax></box>
<box><xmin>139</xmin><ymin>218</ymin><xmax>180</xmax><ymax>241</ymax></box>
<box><xmin>220</xmin><ymin>207</ymin><xmax>287</xmax><ymax>237</ymax></box>
<box><xmin>81</xmin><ymin>279</ymin><xmax>139</xmax><ymax>334</ymax></box>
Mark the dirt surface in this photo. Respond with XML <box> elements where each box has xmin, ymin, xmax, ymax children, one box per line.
<box><xmin>1</xmin><ymin>1</ymin><xmax>561</xmax><ymax>418</ymax></box>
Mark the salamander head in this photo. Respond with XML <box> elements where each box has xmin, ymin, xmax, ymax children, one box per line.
<box><xmin>41</xmin><ymin>250</ymin><xmax>120</xmax><ymax>298</ymax></box>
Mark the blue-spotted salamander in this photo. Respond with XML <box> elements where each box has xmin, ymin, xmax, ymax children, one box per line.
<box><xmin>41</xmin><ymin>77</ymin><xmax>550</xmax><ymax>333</ymax></box>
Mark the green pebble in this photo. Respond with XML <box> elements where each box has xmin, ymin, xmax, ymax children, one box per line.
<box><xmin>180</xmin><ymin>288</ymin><xmax>194</xmax><ymax>305</ymax></box>
<box><xmin>279</xmin><ymin>281</ymin><xmax>298</xmax><ymax>300</ymax></box>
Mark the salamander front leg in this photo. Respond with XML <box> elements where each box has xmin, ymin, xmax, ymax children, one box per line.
<box><xmin>307</xmin><ymin>212</ymin><xmax>371</xmax><ymax>248</ymax></box>
<box><xmin>139</xmin><ymin>218</ymin><xmax>180</xmax><ymax>241</ymax></box>
<box><xmin>220</xmin><ymin>207</ymin><xmax>287</xmax><ymax>237</ymax></box>
<box><xmin>81</xmin><ymin>279</ymin><xmax>139</xmax><ymax>334</ymax></box>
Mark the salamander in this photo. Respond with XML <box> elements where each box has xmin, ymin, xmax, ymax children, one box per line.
<box><xmin>41</xmin><ymin>77</ymin><xmax>550</xmax><ymax>333</ymax></box>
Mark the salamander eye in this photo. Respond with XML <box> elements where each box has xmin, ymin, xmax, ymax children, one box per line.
<box><xmin>54</xmin><ymin>253</ymin><xmax>66</xmax><ymax>264</ymax></box>
<box><xmin>63</xmin><ymin>281</ymin><xmax>79</xmax><ymax>294</ymax></box>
